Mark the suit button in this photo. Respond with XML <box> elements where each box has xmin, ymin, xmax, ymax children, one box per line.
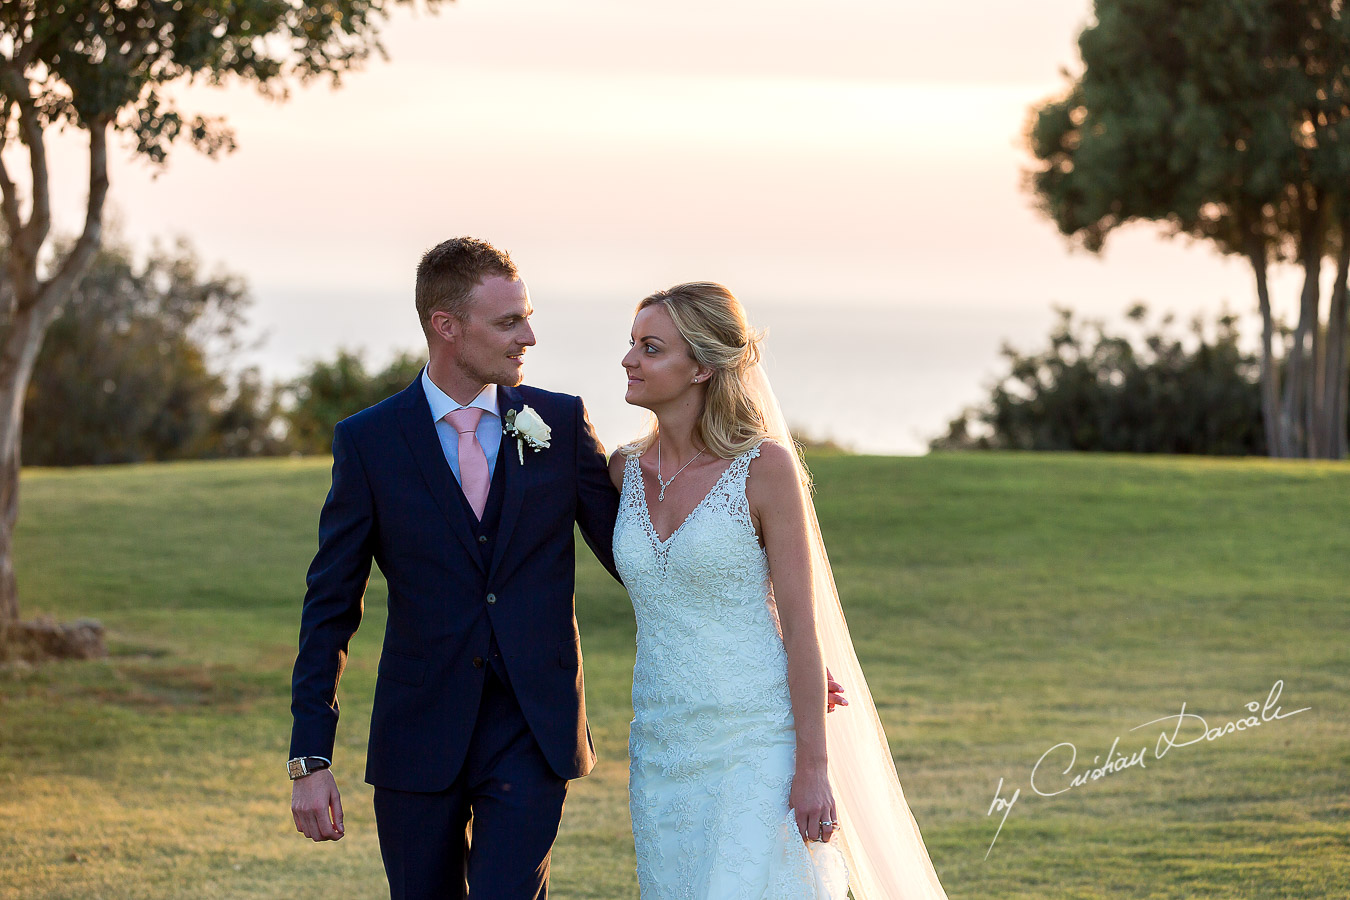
<box><xmin>478</xmin><ymin>535</ymin><xmax>488</xmax><ymax>543</ymax></box>
<box><xmin>486</xmin><ymin>593</ymin><xmax>497</xmax><ymax>605</ymax></box>
<box><xmin>472</xmin><ymin>656</ymin><xmax>484</xmax><ymax>668</ymax></box>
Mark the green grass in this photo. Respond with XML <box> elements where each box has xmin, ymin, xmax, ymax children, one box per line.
<box><xmin>1</xmin><ymin>451</ymin><xmax>1346</xmax><ymax>899</ymax></box>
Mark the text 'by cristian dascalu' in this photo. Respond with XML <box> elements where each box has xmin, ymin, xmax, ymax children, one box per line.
<box><xmin>983</xmin><ymin>679</ymin><xmax>1310</xmax><ymax>859</ymax></box>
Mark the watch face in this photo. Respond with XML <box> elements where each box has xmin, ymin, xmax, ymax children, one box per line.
<box><xmin>287</xmin><ymin>759</ymin><xmax>306</xmax><ymax>779</ymax></box>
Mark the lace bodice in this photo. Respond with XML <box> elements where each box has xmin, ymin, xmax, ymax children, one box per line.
<box><xmin>614</xmin><ymin>440</ymin><xmax>789</xmax><ymax>719</ymax></box>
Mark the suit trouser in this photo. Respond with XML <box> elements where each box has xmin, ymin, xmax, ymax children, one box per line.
<box><xmin>373</xmin><ymin>665</ymin><xmax>568</xmax><ymax>900</ymax></box>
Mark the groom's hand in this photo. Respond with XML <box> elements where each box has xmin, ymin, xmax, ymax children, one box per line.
<box><xmin>291</xmin><ymin>769</ymin><xmax>345</xmax><ymax>841</ymax></box>
<box><xmin>826</xmin><ymin>667</ymin><xmax>849</xmax><ymax>713</ymax></box>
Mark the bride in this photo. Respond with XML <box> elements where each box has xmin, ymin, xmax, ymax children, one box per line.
<box><xmin>607</xmin><ymin>282</ymin><xmax>950</xmax><ymax>898</ymax></box>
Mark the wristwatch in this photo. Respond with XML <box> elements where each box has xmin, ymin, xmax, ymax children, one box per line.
<box><xmin>287</xmin><ymin>757</ymin><xmax>331</xmax><ymax>780</ymax></box>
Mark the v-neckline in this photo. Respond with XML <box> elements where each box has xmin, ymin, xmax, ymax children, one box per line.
<box><xmin>633</xmin><ymin>453</ymin><xmax>739</xmax><ymax>549</ymax></box>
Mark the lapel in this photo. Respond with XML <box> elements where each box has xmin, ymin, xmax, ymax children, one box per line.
<box><xmin>489</xmin><ymin>385</ymin><xmax>528</xmax><ymax>582</ymax></box>
<box><xmin>394</xmin><ymin>379</ymin><xmax>485</xmax><ymax>572</ymax></box>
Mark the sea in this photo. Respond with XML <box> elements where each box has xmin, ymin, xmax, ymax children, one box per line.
<box><xmin>244</xmin><ymin>290</ymin><xmax>1063</xmax><ymax>457</ymax></box>
<box><xmin>533</xmin><ymin>300</ymin><xmax>1062</xmax><ymax>456</ymax></box>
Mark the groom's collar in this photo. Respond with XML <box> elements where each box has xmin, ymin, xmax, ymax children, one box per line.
<box><xmin>419</xmin><ymin>366</ymin><xmax>500</xmax><ymax>422</ymax></box>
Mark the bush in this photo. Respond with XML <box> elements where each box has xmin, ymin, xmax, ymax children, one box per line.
<box><xmin>932</xmin><ymin>304</ymin><xmax>1270</xmax><ymax>455</ymax></box>
<box><xmin>22</xmin><ymin>236</ymin><xmax>286</xmax><ymax>466</ymax></box>
<box><xmin>283</xmin><ymin>349</ymin><xmax>425</xmax><ymax>455</ymax></box>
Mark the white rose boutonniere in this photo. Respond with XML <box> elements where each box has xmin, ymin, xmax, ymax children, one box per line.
<box><xmin>503</xmin><ymin>405</ymin><xmax>552</xmax><ymax>464</ymax></box>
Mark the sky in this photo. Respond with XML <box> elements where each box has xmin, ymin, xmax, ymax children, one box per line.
<box><xmin>23</xmin><ymin>0</ymin><xmax>1313</xmax><ymax>452</ymax></box>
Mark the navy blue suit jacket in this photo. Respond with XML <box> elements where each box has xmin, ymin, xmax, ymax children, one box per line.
<box><xmin>289</xmin><ymin>378</ymin><xmax>621</xmax><ymax>791</ymax></box>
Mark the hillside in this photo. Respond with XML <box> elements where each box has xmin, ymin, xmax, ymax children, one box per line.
<box><xmin>1</xmin><ymin>452</ymin><xmax>1345</xmax><ymax>898</ymax></box>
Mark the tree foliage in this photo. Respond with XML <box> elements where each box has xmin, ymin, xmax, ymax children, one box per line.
<box><xmin>284</xmin><ymin>349</ymin><xmax>424</xmax><ymax>456</ymax></box>
<box><xmin>1027</xmin><ymin>0</ymin><xmax>1350</xmax><ymax>459</ymax></box>
<box><xmin>932</xmin><ymin>305</ymin><xmax>1274</xmax><ymax>455</ymax></box>
<box><xmin>0</xmin><ymin>0</ymin><xmax>452</xmax><ymax>623</ymax></box>
<box><xmin>21</xmin><ymin>235</ymin><xmax>285</xmax><ymax>466</ymax></box>
<box><xmin>1</xmin><ymin>0</ymin><xmax>440</xmax><ymax>163</ymax></box>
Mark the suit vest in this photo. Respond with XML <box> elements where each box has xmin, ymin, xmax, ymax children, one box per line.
<box><xmin>449</xmin><ymin>445</ymin><xmax>512</xmax><ymax>683</ymax></box>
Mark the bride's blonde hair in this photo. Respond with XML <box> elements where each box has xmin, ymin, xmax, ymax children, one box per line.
<box><xmin>623</xmin><ymin>282</ymin><xmax>769</xmax><ymax>460</ymax></box>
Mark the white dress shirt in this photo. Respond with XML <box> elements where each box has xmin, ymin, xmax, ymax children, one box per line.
<box><xmin>421</xmin><ymin>367</ymin><xmax>503</xmax><ymax>484</ymax></box>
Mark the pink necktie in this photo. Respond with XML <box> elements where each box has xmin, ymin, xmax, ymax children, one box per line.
<box><xmin>444</xmin><ymin>407</ymin><xmax>489</xmax><ymax>520</ymax></box>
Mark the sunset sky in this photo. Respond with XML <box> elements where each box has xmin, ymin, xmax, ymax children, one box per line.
<box><xmin>27</xmin><ymin>0</ymin><xmax>1311</xmax><ymax>451</ymax></box>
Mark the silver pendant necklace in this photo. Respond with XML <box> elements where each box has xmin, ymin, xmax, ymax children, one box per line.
<box><xmin>656</xmin><ymin>438</ymin><xmax>705</xmax><ymax>501</ymax></box>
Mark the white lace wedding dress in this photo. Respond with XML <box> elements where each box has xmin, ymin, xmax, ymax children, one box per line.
<box><xmin>613</xmin><ymin>440</ymin><xmax>850</xmax><ymax>898</ymax></box>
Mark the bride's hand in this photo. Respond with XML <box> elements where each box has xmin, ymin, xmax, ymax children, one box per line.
<box><xmin>790</xmin><ymin>765</ymin><xmax>838</xmax><ymax>843</ymax></box>
<box><xmin>826</xmin><ymin>666</ymin><xmax>848</xmax><ymax>712</ymax></box>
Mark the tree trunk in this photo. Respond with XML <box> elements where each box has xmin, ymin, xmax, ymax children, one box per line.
<box><xmin>1247</xmin><ymin>235</ymin><xmax>1286</xmax><ymax>457</ymax></box>
<box><xmin>1324</xmin><ymin>217</ymin><xmax>1350</xmax><ymax>459</ymax></box>
<box><xmin>1308</xmin><ymin>266</ymin><xmax>1325</xmax><ymax>458</ymax></box>
<box><xmin>1282</xmin><ymin>191</ymin><xmax>1327</xmax><ymax>458</ymax></box>
<box><xmin>0</xmin><ymin>116</ymin><xmax>109</xmax><ymax>626</ymax></box>
<box><xmin>0</xmin><ymin>306</ymin><xmax>48</xmax><ymax>624</ymax></box>
<box><xmin>0</xmin><ymin>443</ymin><xmax>17</xmax><ymax>625</ymax></box>
<box><xmin>1339</xmin><ymin>330</ymin><xmax>1350</xmax><ymax>459</ymax></box>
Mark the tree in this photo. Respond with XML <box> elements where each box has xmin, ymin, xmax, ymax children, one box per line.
<box><xmin>931</xmin><ymin>304</ymin><xmax>1273</xmax><ymax>455</ymax></box>
<box><xmin>0</xmin><ymin>0</ymin><xmax>450</xmax><ymax>625</ymax></box>
<box><xmin>21</xmin><ymin>233</ymin><xmax>287</xmax><ymax>465</ymax></box>
<box><xmin>1027</xmin><ymin>0</ymin><xmax>1350</xmax><ymax>460</ymax></box>
<box><xmin>203</xmin><ymin>367</ymin><xmax>289</xmax><ymax>460</ymax></box>
<box><xmin>285</xmin><ymin>349</ymin><xmax>424</xmax><ymax>455</ymax></box>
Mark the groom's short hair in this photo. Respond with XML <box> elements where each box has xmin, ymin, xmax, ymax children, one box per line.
<box><xmin>416</xmin><ymin>237</ymin><xmax>519</xmax><ymax>334</ymax></box>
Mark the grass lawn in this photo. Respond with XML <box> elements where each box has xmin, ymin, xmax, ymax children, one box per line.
<box><xmin>0</xmin><ymin>451</ymin><xmax>1346</xmax><ymax>899</ymax></box>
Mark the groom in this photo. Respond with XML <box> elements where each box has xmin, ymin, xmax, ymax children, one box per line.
<box><xmin>288</xmin><ymin>237</ymin><xmax>621</xmax><ymax>898</ymax></box>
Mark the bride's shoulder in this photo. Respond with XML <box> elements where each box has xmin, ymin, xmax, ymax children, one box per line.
<box><xmin>747</xmin><ymin>436</ymin><xmax>794</xmax><ymax>467</ymax></box>
<box><xmin>744</xmin><ymin>438</ymin><xmax>808</xmax><ymax>526</ymax></box>
<box><xmin>607</xmin><ymin>442</ymin><xmax>643</xmax><ymax>491</ymax></box>
<box><xmin>744</xmin><ymin>438</ymin><xmax>800</xmax><ymax>490</ymax></box>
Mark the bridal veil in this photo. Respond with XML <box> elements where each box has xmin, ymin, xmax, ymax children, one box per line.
<box><xmin>747</xmin><ymin>361</ymin><xmax>950</xmax><ymax>900</ymax></box>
